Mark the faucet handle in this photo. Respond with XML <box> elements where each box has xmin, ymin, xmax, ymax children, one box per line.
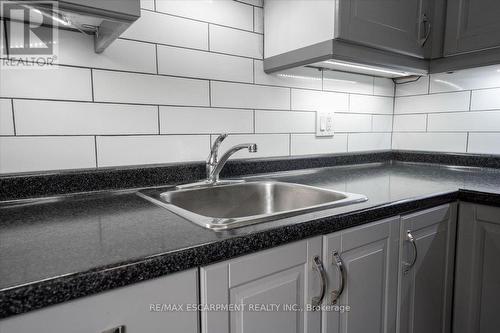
<box><xmin>207</xmin><ymin>133</ymin><xmax>228</xmax><ymax>163</ymax></box>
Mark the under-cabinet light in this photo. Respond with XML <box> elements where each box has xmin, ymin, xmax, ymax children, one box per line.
<box><xmin>323</xmin><ymin>60</ymin><xmax>411</xmax><ymax>77</ymax></box>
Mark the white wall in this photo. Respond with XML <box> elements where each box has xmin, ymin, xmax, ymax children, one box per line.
<box><xmin>393</xmin><ymin>64</ymin><xmax>500</xmax><ymax>154</ymax></box>
<box><xmin>0</xmin><ymin>0</ymin><xmax>394</xmax><ymax>174</ymax></box>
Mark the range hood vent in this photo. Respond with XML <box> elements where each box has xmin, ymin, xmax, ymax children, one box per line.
<box><xmin>264</xmin><ymin>40</ymin><xmax>430</xmax><ymax>78</ymax></box>
<box><xmin>1</xmin><ymin>0</ymin><xmax>140</xmax><ymax>53</ymax></box>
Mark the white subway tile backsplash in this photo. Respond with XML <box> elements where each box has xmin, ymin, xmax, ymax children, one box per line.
<box><xmin>209</xmin><ymin>25</ymin><xmax>263</xmax><ymax>59</ymax></box>
<box><xmin>211</xmin><ymin>81</ymin><xmax>290</xmax><ymax>109</ymax></box>
<box><xmin>158</xmin><ymin>45</ymin><xmax>253</xmax><ymax>83</ymax></box>
<box><xmin>392</xmin><ymin>132</ymin><xmax>467</xmax><ymax>152</ymax></box>
<box><xmin>255</xmin><ymin>110</ymin><xmax>315</xmax><ymax>133</ymax></box>
<box><xmin>215</xmin><ymin>134</ymin><xmax>289</xmax><ymax>159</ymax></box>
<box><xmin>393</xmin><ymin>114</ymin><xmax>427</xmax><ymax>132</ymax></box>
<box><xmin>471</xmin><ymin>88</ymin><xmax>500</xmax><ymax>110</ymax></box>
<box><xmin>0</xmin><ymin>99</ymin><xmax>14</xmax><ymax>135</ymax></box>
<box><xmin>430</xmin><ymin>65</ymin><xmax>500</xmax><ymax>93</ymax></box>
<box><xmin>291</xmin><ymin>89</ymin><xmax>348</xmax><ymax>112</ymax></box>
<box><xmin>254</xmin><ymin>61</ymin><xmax>322</xmax><ymax>90</ymax></box>
<box><xmin>372</xmin><ymin>115</ymin><xmax>393</xmax><ymax>132</ymax></box>
<box><xmin>291</xmin><ymin>134</ymin><xmax>347</xmax><ymax>155</ymax></box>
<box><xmin>468</xmin><ymin>133</ymin><xmax>500</xmax><ymax>155</ymax></box>
<box><xmin>374</xmin><ymin>78</ymin><xmax>395</xmax><ymax>97</ymax></box>
<box><xmin>160</xmin><ymin>107</ymin><xmax>253</xmax><ymax>134</ymax></box>
<box><xmin>140</xmin><ymin>0</ymin><xmax>154</xmax><ymax>10</ymax></box>
<box><xmin>394</xmin><ymin>91</ymin><xmax>470</xmax><ymax>114</ymax></box>
<box><xmin>348</xmin><ymin>133</ymin><xmax>391</xmax><ymax>152</ymax></box>
<box><xmin>350</xmin><ymin>95</ymin><xmax>393</xmax><ymax>114</ymax></box>
<box><xmin>323</xmin><ymin>71</ymin><xmax>373</xmax><ymax>95</ymax></box>
<box><xmin>14</xmin><ymin>100</ymin><xmax>158</xmax><ymax>135</ymax></box>
<box><xmin>93</xmin><ymin>70</ymin><xmax>209</xmax><ymax>106</ymax></box>
<box><xmin>427</xmin><ymin>111</ymin><xmax>500</xmax><ymax>132</ymax></box>
<box><xmin>97</xmin><ymin>135</ymin><xmax>210</xmax><ymax>167</ymax></box>
<box><xmin>0</xmin><ymin>66</ymin><xmax>92</xmax><ymax>101</ymax></box>
<box><xmin>156</xmin><ymin>0</ymin><xmax>254</xmax><ymax>31</ymax></box>
<box><xmin>254</xmin><ymin>7</ymin><xmax>264</xmax><ymax>33</ymax></box>
<box><xmin>56</xmin><ymin>30</ymin><xmax>156</xmax><ymax>73</ymax></box>
<box><xmin>395</xmin><ymin>76</ymin><xmax>429</xmax><ymax>96</ymax></box>
<box><xmin>0</xmin><ymin>136</ymin><xmax>96</xmax><ymax>173</ymax></box>
<box><xmin>334</xmin><ymin>113</ymin><xmax>372</xmax><ymax>132</ymax></box>
<box><xmin>122</xmin><ymin>10</ymin><xmax>208</xmax><ymax>50</ymax></box>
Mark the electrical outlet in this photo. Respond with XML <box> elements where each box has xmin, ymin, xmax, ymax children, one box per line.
<box><xmin>316</xmin><ymin>111</ymin><xmax>334</xmax><ymax>137</ymax></box>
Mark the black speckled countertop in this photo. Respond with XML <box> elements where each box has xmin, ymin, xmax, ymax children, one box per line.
<box><xmin>1</xmin><ymin>160</ymin><xmax>500</xmax><ymax>318</ymax></box>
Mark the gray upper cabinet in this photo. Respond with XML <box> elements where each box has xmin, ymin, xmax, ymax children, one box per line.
<box><xmin>444</xmin><ymin>0</ymin><xmax>500</xmax><ymax>56</ymax></box>
<box><xmin>0</xmin><ymin>269</ymin><xmax>199</xmax><ymax>333</ymax></box>
<box><xmin>453</xmin><ymin>203</ymin><xmax>500</xmax><ymax>333</ymax></box>
<box><xmin>397</xmin><ymin>204</ymin><xmax>457</xmax><ymax>333</ymax></box>
<box><xmin>200</xmin><ymin>237</ymin><xmax>323</xmax><ymax>333</ymax></box>
<box><xmin>337</xmin><ymin>0</ymin><xmax>429</xmax><ymax>58</ymax></box>
<box><xmin>322</xmin><ymin>217</ymin><xmax>400</xmax><ymax>333</ymax></box>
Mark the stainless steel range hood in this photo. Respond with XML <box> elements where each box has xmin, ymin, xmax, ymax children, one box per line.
<box><xmin>1</xmin><ymin>0</ymin><xmax>140</xmax><ymax>53</ymax></box>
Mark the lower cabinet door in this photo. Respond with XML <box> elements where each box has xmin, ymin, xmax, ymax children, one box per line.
<box><xmin>322</xmin><ymin>217</ymin><xmax>400</xmax><ymax>333</ymax></box>
<box><xmin>397</xmin><ymin>203</ymin><xmax>457</xmax><ymax>333</ymax></box>
<box><xmin>0</xmin><ymin>269</ymin><xmax>199</xmax><ymax>333</ymax></box>
<box><xmin>200</xmin><ymin>237</ymin><xmax>323</xmax><ymax>333</ymax></box>
<box><xmin>453</xmin><ymin>203</ymin><xmax>500</xmax><ymax>333</ymax></box>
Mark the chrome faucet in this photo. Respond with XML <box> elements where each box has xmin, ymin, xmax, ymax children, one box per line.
<box><xmin>177</xmin><ymin>134</ymin><xmax>257</xmax><ymax>189</ymax></box>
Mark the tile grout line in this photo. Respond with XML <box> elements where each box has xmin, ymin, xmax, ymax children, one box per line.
<box><xmin>93</xmin><ymin>136</ymin><xmax>98</xmax><ymax>168</ymax></box>
<box><xmin>253</xmin><ymin>110</ymin><xmax>256</xmax><ymax>133</ymax></box>
<box><xmin>157</xmin><ymin>106</ymin><xmax>161</xmax><ymax>134</ymax></box>
<box><xmin>10</xmin><ymin>99</ymin><xmax>16</xmax><ymax>136</ymax></box>
<box><xmin>466</xmin><ymin>132</ymin><xmax>470</xmax><ymax>152</ymax></box>
<box><xmin>90</xmin><ymin>69</ymin><xmax>95</xmax><ymax>102</ymax></box>
<box><xmin>208</xmin><ymin>81</ymin><xmax>212</xmax><ymax>107</ymax></box>
<box><xmin>207</xmin><ymin>24</ymin><xmax>211</xmax><ymax>51</ymax></box>
<box><xmin>155</xmin><ymin>44</ymin><xmax>159</xmax><ymax>74</ymax></box>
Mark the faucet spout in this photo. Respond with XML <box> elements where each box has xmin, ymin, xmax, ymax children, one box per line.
<box><xmin>208</xmin><ymin>143</ymin><xmax>257</xmax><ymax>183</ymax></box>
<box><xmin>176</xmin><ymin>135</ymin><xmax>257</xmax><ymax>189</ymax></box>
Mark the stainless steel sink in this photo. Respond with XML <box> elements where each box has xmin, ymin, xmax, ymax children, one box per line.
<box><xmin>139</xmin><ymin>181</ymin><xmax>367</xmax><ymax>231</ymax></box>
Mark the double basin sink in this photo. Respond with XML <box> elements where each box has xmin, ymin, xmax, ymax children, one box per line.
<box><xmin>139</xmin><ymin>181</ymin><xmax>367</xmax><ymax>231</ymax></box>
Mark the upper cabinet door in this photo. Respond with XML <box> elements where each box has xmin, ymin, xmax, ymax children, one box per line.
<box><xmin>444</xmin><ymin>0</ymin><xmax>500</xmax><ymax>56</ymax></box>
<box><xmin>337</xmin><ymin>0</ymin><xmax>430</xmax><ymax>58</ymax></box>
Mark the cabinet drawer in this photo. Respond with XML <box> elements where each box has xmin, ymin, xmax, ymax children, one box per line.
<box><xmin>0</xmin><ymin>269</ymin><xmax>198</xmax><ymax>333</ymax></box>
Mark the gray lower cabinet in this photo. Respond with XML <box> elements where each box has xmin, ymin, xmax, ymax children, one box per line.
<box><xmin>322</xmin><ymin>217</ymin><xmax>401</xmax><ymax>333</ymax></box>
<box><xmin>397</xmin><ymin>204</ymin><xmax>457</xmax><ymax>333</ymax></box>
<box><xmin>453</xmin><ymin>203</ymin><xmax>500</xmax><ymax>333</ymax></box>
<box><xmin>200</xmin><ymin>237</ymin><xmax>323</xmax><ymax>333</ymax></box>
<box><xmin>444</xmin><ymin>0</ymin><xmax>500</xmax><ymax>56</ymax></box>
<box><xmin>0</xmin><ymin>269</ymin><xmax>199</xmax><ymax>333</ymax></box>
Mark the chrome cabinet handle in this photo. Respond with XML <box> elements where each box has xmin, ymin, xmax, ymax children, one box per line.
<box><xmin>330</xmin><ymin>251</ymin><xmax>346</xmax><ymax>305</ymax></box>
<box><xmin>403</xmin><ymin>230</ymin><xmax>418</xmax><ymax>274</ymax></box>
<box><xmin>102</xmin><ymin>326</ymin><xmax>125</xmax><ymax>333</ymax></box>
<box><xmin>311</xmin><ymin>255</ymin><xmax>327</xmax><ymax>308</ymax></box>
<box><xmin>418</xmin><ymin>14</ymin><xmax>432</xmax><ymax>47</ymax></box>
